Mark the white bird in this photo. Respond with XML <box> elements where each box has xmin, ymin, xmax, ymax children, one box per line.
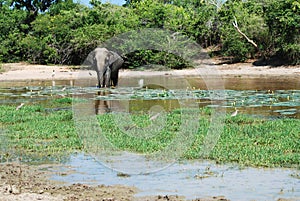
<box><xmin>138</xmin><ymin>79</ymin><xmax>144</xmax><ymax>88</ymax></box>
<box><xmin>231</xmin><ymin>109</ymin><xmax>239</xmax><ymax>117</ymax></box>
<box><xmin>149</xmin><ymin>113</ymin><xmax>160</xmax><ymax>121</ymax></box>
<box><xmin>16</xmin><ymin>103</ymin><xmax>25</xmax><ymax>110</ymax></box>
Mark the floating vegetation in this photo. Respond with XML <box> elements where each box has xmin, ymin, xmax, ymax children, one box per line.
<box><xmin>1</xmin><ymin>86</ymin><xmax>299</xmax><ymax>109</ymax></box>
<box><xmin>274</xmin><ymin>108</ymin><xmax>298</xmax><ymax>115</ymax></box>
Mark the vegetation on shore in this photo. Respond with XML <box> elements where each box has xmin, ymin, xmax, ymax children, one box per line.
<box><xmin>0</xmin><ymin>98</ymin><xmax>299</xmax><ymax>168</ymax></box>
<box><xmin>0</xmin><ymin>0</ymin><xmax>299</xmax><ymax>67</ymax></box>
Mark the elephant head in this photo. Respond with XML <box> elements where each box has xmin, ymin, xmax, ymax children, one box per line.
<box><xmin>87</xmin><ymin>47</ymin><xmax>124</xmax><ymax>88</ymax></box>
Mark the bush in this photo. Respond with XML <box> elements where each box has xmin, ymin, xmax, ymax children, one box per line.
<box><xmin>0</xmin><ymin>3</ymin><xmax>27</xmax><ymax>62</ymax></box>
<box><xmin>222</xmin><ymin>36</ymin><xmax>252</xmax><ymax>62</ymax></box>
<box><xmin>0</xmin><ymin>0</ymin><xmax>299</xmax><ymax>66</ymax></box>
<box><xmin>124</xmin><ymin>50</ymin><xmax>190</xmax><ymax>69</ymax></box>
<box><xmin>263</xmin><ymin>0</ymin><xmax>300</xmax><ymax>64</ymax></box>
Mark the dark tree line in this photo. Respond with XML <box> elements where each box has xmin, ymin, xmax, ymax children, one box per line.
<box><xmin>0</xmin><ymin>0</ymin><xmax>299</xmax><ymax>67</ymax></box>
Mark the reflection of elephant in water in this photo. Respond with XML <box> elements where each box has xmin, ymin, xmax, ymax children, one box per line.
<box><xmin>87</xmin><ymin>47</ymin><xmax>124</xmax><ymax>88</ymax></box>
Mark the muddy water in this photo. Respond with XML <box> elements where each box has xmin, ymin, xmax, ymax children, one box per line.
<box><xmin>50</xmin><ymin>153</ymin><xmax>300</xmax><ymax>200</ymax></box>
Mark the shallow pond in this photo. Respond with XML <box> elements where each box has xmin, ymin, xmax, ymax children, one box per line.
<box><xmin>1</xmin><ymin>77</ymin><xmax>299</xmax><ymax>118</ymax></box>
<box><xmin>50</xmin><ymin>153</ymin><xmax>300</xmax><ymax>200</ymax></box>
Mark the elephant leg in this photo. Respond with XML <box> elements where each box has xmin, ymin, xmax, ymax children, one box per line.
<box><xmin>104</xmin><ymin>67</ymin><xmax>111</xmax><ymax>87</ymax></box>
<box><xmin>96</xmin><ymin>71</ymin><xmax>104</xmax><ymax>88</ymax></box>
<box><xmin>111</xmin><ymin>69</ymin><xmax>119</xmax><ymax>87</ymax></box>
<box><xmin>110</xmin><ymin>58</ymin><xmax>123</xmax><ymax>87</ymax></box>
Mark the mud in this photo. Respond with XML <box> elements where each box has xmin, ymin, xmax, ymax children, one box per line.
<box><xmin>0</xmin><ymin>162</ymin><xmax>138</xmax><ymax>201</ymax></box>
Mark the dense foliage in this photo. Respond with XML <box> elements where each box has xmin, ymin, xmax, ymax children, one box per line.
<box><xmin>0</xmin><ymin>0</ymin><xmax>299</xmax><ymax>67</ymax></box>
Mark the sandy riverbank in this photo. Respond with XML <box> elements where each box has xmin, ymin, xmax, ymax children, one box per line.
<box><xmin>1</xmin><ymin>61</ymin><xmax>300</xmax><ymax>82</ymax></box>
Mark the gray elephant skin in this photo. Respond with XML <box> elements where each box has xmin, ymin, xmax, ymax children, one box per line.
<box><xmin>87</xmin><ymin>47</ymin><xmax>124</xmax><ymax>88</ymax></box>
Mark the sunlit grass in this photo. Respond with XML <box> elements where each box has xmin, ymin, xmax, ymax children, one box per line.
<box><xmin>0</xmin><ymin>98</ymin><xmax>299</xmax><ymax>168</ymax></box>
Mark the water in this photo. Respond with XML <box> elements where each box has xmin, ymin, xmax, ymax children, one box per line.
<box><xmin>50</xmin><ymin>153</ymin><xmax>300</xmax><ymax>200</ymax></box>
<box><xmin>1</xmin><ymin>78</ymin><xmax>299</xmax><ymax>118</ymax></box>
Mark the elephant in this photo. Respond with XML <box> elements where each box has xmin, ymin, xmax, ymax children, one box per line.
<box><xmin>87</xmin><ymin>47</ymin><xmax>124</xmax><ymax>88</ymax></box>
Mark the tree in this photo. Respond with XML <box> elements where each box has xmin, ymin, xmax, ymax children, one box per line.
<box><xmin>124</xmin><ymin>0</ymin><xmax>173</xmax><ymax>6</ymax></box>
<box><xmin>0</xmin><ymin>1</ymin><xmax>27</xmax><ymax>62</ymax></box>
<box><xmin>10</xmin><ymin>0</ymin><xmax>64</xmax><ymax>23</ymax></box>
<box><xmin>263</xmin><ymin>0</ymin><xmax>300</xmax><ymax>64</ymax></box>
<box><xmin>20</xmin><ymin>2</ymin><xmax>88</xmax><ymax>64</ymax></box>
<box><xmin>11</xmin><ymin>0</ymin><xmax>61</xmax><ymax>13</ymax></box>
<box><xmin>217</xmin><ymin>0</ymin><xmax>268</xmax><ymax>62</ymax></box>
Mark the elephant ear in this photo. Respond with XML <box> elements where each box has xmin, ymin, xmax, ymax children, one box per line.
<box><xmin>107</xmin><ymin>51</ymin><xmax>118</xmax><ymax>66</ymax></box>
<box><xmin>84</xmin><ymin>50</ymin><xmax>96</xmax><ymax>67</ymax></box>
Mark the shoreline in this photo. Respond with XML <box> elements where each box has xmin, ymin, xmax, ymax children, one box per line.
<box><xmin>1</xmin><ymin>62</ymin><xmax>300</xmax><ymax>82</ymax></box>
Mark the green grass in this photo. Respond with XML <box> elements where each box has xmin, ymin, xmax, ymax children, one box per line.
<box><xmin>0</xmin><ymin>99</ymin><xmax>82</xmax><ymax>163</ymax></box>
<box><xmin>201</xmin><ymin>116</ymin><xmax>299</xmax><ymax>168</ymax></box>
<box><xmin>0</xmin><ymin>99</ymin><xmax>299</xmax><ymax>168</ymax></box>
